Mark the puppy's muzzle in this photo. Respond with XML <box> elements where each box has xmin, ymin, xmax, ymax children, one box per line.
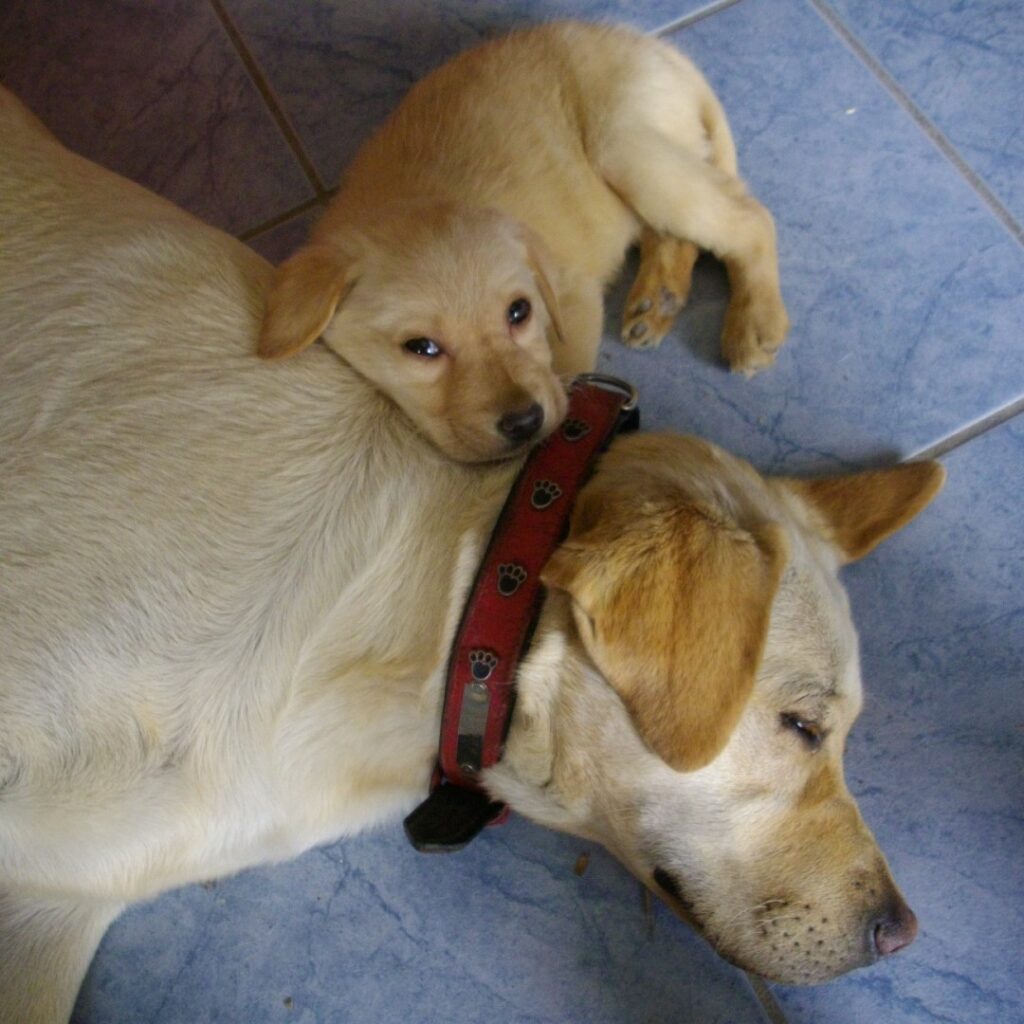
<box><xmin>497</xmin><ymin>402</ymin><xmax>544</xmax><ymax>445</ymax></box>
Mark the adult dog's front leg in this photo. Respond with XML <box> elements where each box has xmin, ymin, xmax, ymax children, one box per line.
<box><xmin>0</xmin><ymin>891</ymin><xmax>122</xmax><ymax>1024</ymax></box>
<box><xmin>600</xmin><ymin>133</ymin><xmax>789</xmax><ymax>375</ymax></box>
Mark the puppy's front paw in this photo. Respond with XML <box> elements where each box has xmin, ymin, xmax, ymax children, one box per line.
<box><xmin>621</xmin><ymin>235</ymin><xmax>698</xmax><ymax>351</ymax></box>
<box><xmin>621</xmin><ymin>284</ymin><xmax>686</xmax><ymax>350</ymax></box>
<box><xmin>721</xmin><ymin>292</ymin><xmax>790</xmax><ymax>377</ymax></box>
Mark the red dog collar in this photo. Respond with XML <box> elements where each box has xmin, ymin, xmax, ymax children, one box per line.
<box><xmin>405</xmin><ymin>375</ymin><xmax>639</xmax><ymax>852</ymax></box>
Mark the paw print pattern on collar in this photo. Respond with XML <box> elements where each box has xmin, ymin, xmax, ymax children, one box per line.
<box><xmin>496</xmin><ymin>563</ymin><xmax>527</xmax><ymax>596</ymax></box>
<box><xmin>530</xmin><ymin>480</ymin><xmax>563</xmax><ymax>510</ymax></box>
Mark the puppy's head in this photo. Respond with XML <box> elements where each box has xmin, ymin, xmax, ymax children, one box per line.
<box><xmin>491</xmin><ymin>435</ymin><xmax>944</xmax><ymax>984</ymax></box>
<box><xmin>258</xmin><ymin>202</ymin><xmax>568</xmax><ymax>462</ymax></box>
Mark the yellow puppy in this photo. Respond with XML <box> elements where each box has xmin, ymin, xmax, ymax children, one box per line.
<box><xmin>259</xmin><ymin>22</ymin><xmax>790</xmax><ymax>461</ymax></box>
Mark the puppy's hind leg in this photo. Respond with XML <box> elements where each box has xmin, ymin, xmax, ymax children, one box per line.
<box><xmin>620</xmin><ymin>82</ymin><xmax>733</xmax><ymax>353</ymax></box>
<box><xmin>0</xmin><ymin>891</ymin><xmax>122</xmax><ymax>1024</ymax></box>
<box><xmin>601</xmin><ymin>131</ymin><xmax>788</xmax><ymax>375</ymax></box>
<box><xmin>593</xmin><ymin>60</ymin><xmax>788</xmax><ymax>375</ymax></box>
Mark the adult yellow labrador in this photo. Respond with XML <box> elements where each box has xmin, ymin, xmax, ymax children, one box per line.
<box><xmin>0</xmin><ymin>87</ymin><xmax>938</xmax><ymax>1024</ymax></box>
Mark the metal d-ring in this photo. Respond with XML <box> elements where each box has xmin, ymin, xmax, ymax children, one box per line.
<box><xmin>573</xmin><ymin>373</ymin><xmax>639</xmax><ymax>413</ymax></box>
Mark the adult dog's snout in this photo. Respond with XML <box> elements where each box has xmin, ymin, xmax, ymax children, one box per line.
<box><xmin>871</xmin><ymin>895</ymin><xmax>917</xmax><ymax>958</ymax></box>
<box><xmin>497</xmin><ymin>402</ymin><xmax>544</xmax><ymax>444</ymax></box>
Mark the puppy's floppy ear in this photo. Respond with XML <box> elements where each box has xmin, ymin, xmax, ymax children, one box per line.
<box><xmin>518</xmin><ymin>224</ymin><xmax>566</xmax><ymax>349</ymax></box>
<box><xmin>543</xmin><ymin>492</ymin><xmax>787</xmax><ymax>772</ymax></box>
<box><xmin>258</xmin><ymin>244</ymin><xmax>358</xmax><ymax>360</ymax></box>
<box><xmin>780</xmin><ymin>461</ymin><xmax>945</xmax><ymax>564</ymax></box>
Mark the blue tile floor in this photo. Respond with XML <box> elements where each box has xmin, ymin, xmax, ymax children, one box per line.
<box><xmin>2</xmin><ymin>0</ymin><xmax>1021</xmax><ymax>1021</ymax></box>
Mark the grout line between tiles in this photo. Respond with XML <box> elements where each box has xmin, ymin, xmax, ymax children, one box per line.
<box><xmin>746</xmin><ymin>975</ymin><xmax>789</xmax><ymax>1024</ymax></box>
<box><xmin>238</xmin><ymin>192</ymin><xmax>334</xmax><ymax>242</ymax></box>
<box><xmin>653</xmin><ymin>0</ymin><xmax>746</xmax><ymax>36</ymax></box>
<box><xmin>909</xmin><ymin>396</ymin><xmax>1024</xmax><ymax>462</ymax></box>
<box><xmin>642</xmin><ymin>884</ymin><xmax>789</xmax><ymax>1023</ymax></box>
<box><xmin>207</xmin><ymin>0</ymin><xmax>330</xmax><ymax>199</ymax></box>
<box><xmin>807</xmin><ymin>0</ymin><xmax>1024</xmax><ymax>249</ymax></box>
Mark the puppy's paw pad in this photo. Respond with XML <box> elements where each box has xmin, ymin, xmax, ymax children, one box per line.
<box><xmin>658</xmin><ymin>286</ymin><xmax>682</xmax><ymax>319</ymax></box>
<box><xmin>622</xmin><ymin>286</ymin><xmax>685</xmax><ymax>351</ymax></box>
<box><xmin>468</xmin><ymin>649</ymin><xmax>499</xmax><ymax>681</ymax></box>
<box><xmin>497</xmin><ymin>563</ymin><xmax>527</xmax><ymax>596</ymax></box>
<box><xmin>531</xmin><ymin>480</ymin><xmax>563</xmax><ymax>510</ymax></box>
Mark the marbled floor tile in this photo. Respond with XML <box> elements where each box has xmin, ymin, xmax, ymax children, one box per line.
<box><xmin>73</xmin><ymin>819</ymin><xmax>771</xmax><ymax>1024</ymax></box>
<box><xmin>220</xmin><ymin>0</ymin><xmax>713</xmax><ymax>189</ymax></box>
<box><xmin>247</xmin><ymin>204</ymin><xmax>327</xmax><ymax>264</ymax></box>
<box><xmin>774</xmin><ymin>417</ymin><xmax>1024</xmax><ymax>1024</ymax></box>
<box><xmin>590</xmin><ymin>0</ymin><xmax>1024</xmax><ymax>473</ymax></box>
<box><xmin>824</xmin><ymin>0</ymin><xmax>1024</xmax><ymax>228</ymax></box>
<box><xmin>0</xmin><ymin>0</ymin><xmax>314</xmax><ymax>235</ymax></box>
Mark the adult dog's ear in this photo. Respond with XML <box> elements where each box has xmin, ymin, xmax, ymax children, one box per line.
<box><xmin>543</xmin><ymin>494</ymin><xmax>787</xmax><ymax>772</ymax></box>
<box><xmin>780</xmin><ymin>461</ymin><xmax>945</xmax><ymax>564</ymax></box>
<box><xmin>258</xmin><ymin>244</ymin><xmax>358</xmax><ymax>360</ymax></box>
<box><xmin>518</xmin><ymin>224</ymin><xmax>566</xmax><ymax>350</ymax></box>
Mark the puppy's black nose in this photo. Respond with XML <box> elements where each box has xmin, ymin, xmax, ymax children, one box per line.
<box><xmin>497</xmin><ymin>402</ymin><xmax>544</xmax><ymax>444</ymax></box>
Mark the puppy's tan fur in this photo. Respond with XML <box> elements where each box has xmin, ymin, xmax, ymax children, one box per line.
<box><xmin>1</xmin><ymin>89</ymin><xmax>937</xmax><ymax>1024</ymax></box>
<box><xmin>260</xmin><ymin>22</ymin><xmax>790</xmax><ymax>461</ymax></box>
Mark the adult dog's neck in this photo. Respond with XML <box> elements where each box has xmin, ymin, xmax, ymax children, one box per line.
<box><xmin>264</xmin><ymin>362</ymin><xmax>528</xmax><ymax>847</ymax></box>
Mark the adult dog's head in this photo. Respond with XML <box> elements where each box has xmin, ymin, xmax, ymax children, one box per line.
<box><xmin>489</xmin><ymin>434</ymin><xmax>943</xmax><ymax>984</ymax></box>
<box><xmin>258</xmin><ymin>201</ymin><xmax>568</xmax><ymax>462</ymax></box>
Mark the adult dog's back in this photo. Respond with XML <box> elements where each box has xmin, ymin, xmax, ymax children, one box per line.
<box><xmin>0</xmin><ymin>87</ymin><xmax>512</xmax><ymax>1023</ymax></box>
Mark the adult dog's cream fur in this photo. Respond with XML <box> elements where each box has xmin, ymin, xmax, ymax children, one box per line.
<box><xmin>1</xmin><ymin>88</ymin><xmax>938</xmax><ymax>1024</ymax></box>
<box><xmin>259</xmin><ymin>22</ymin><xmax>790</xmax><ymax>462</ymax></box>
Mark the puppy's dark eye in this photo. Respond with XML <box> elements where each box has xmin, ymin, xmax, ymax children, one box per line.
<box><xmin>507</xmin><ymin>297</ymin><xmax>531</xmax><ymax>326</ymax></box>
<box><xmin>403</xmin><ymin>337</ymin><xmax>443</xmax><ymax>358</ymax></box>
<box><xmin>781</xmin><ymin>712</ymin><xmax>824</xmax><ymax>750</ymax></box>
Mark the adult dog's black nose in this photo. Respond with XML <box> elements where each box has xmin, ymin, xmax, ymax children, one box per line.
<box><xmin>497</xmin><ymin>402</ymin><xmax>544</xmax><ymax>444</ymax></box>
